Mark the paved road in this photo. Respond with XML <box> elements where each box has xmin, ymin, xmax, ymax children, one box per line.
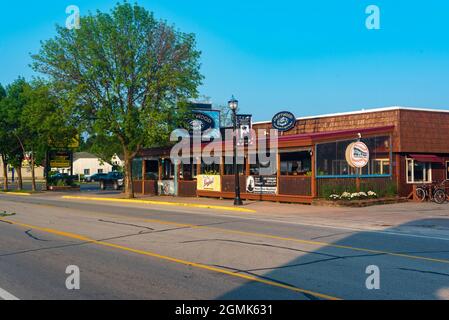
<box><xmin>0</xmin><ymin>194</ymin><xmax>449</xmax><ymax>300</ymax></box>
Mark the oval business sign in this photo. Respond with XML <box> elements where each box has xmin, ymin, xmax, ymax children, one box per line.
<box><xmin>272</xmin><ymin>111</ymin><xmax>296</xmax><ymax>132</ymax></box>
<box><xmin>345</xmin><ymin>141</ymin><xmax>370</xmax><ymax>168</ymax></box>
<box><xmin>189</xmin><ymin>112</ymin><xmax>215</xmax><ymax>132</ymax></box>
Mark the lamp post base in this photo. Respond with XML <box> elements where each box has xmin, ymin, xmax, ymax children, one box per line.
<box><xmin>234</xmin><ymin>197</ymin><xmax>243</xmax><ymax>206</ymax></box>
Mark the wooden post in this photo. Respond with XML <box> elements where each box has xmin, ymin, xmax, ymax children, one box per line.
<box><xmin>276</xmin><ymin>152</ymin><xmax>280</xmax><ymax>195</ymax></box>
<box><xmin>220</xmin><ymin>155</ymin><xmax>225</xmax><ymax>176</ymax></box>
<box><xmin>196</xmin><ymin>157</ymin><xmax>201</xmax><ymax>198</ymax></box>
<box><xmin>356</xmin><ymin>168</ymin><xmax>361</xmax><ymax>192</ymax></box>
<box><xmin>395</xmin><ymin>154</ymin><xmax>401</xmax><ymax>196</ymax></box>
<box><xmin>311</xmin><ymin>146</ymin><xmax>317</xmax><ymax>198</ymax></box>
<box><xmin>220</xmin><ymin>155</ymin><xmax>225</xmax><ymax>193</ymax></box>
<box><xmin>158</xmin><ymin>159</ymin><xmax>162</xmax><ymax>181</ymax></box>
<box><xmin>196</xmin><ymin>157</ymin><xmax>201</xmax><ymax>176</ymax></box>
<box><xmin>142</xmin><ymin>159</ymin><xmax>146</xmax><ymax>195</ymax></box>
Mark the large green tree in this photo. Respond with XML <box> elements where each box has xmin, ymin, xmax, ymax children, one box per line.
<box><xmin>0</xmin><ymin>78</ymin><xmax>29</xmax><ymax>190</ymax></box>
<box><xmin>21</xmin><ymin>80</ymin><xmax>78</xmax><ymax>191</ymax></box>
<box><xmin>32</xmin><ymin>2</ymin><xmax>203</xmax><ymax>197</ymax></box>
<box><xmin>0</xmin><ymin>83</ymin><xmax>8</xmax><ymax>190</ymax></box>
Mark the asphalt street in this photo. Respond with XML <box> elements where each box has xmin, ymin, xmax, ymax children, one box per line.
<box><xmin>0</xmin><ymin>193</ymin><xmax>449</xmax><ymax>300</ymax></box>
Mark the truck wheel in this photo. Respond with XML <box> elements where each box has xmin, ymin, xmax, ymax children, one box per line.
<box><xmin>113</xmin><ymin>181</ymin><xmax>119</xmax><ymax>190</ymax></box>
<box><xmin>100</xmin><ymin>181</ymin><xmax>105</xmax><ymax>190</ymax></box>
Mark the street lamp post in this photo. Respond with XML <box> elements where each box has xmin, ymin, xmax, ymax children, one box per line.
<box><xmin>228</xmin><ymin>95</ymin><xmax>243</xmax><ymax>206</ymax></box>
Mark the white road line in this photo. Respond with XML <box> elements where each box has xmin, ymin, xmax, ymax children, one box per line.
<box><xmin>0</xmin><ymin>287</ymin><xmax>19</xmax><ymax>300</ymax></box>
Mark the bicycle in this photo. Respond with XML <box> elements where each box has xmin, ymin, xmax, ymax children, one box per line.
<box><xmin>415</xmin><ymin>180</ymin><xmax>448</xmax><ymax>204</ymax></box>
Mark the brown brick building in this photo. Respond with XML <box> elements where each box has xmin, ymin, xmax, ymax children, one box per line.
<box><xmin>133</xmin><ymin>107</ymin><xmax>449</xmax><ymax>203</ymax></box>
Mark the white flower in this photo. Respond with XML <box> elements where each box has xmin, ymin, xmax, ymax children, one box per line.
<box><xmin>359</xmin><ymin>192</ymin><xmax>368</xmax><ymax>197</ymax></box>
<box><xmin>329</xmin><ymin>194</ymin><xmax>340</xmax><ymax>200</ymax></box>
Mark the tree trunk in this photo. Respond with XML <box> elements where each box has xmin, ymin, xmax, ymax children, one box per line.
<box><xmin>15</xmin><ymin>165</ymin><xmax>23</xmax><ymax>191</ymax></box>
<box><xmin>123</xmin><ymin>151</ymin><xmax>134</xmax><ymax>199</ymax></box>
<box><xmin>31</xmin><ymin>151</ymin><xmax>36</xmax><ymax>192</ymax></box>
<box><xmin>1</xmin><ymin>155</ymin><xmax>8</xmax><ymax>191</ymax></box>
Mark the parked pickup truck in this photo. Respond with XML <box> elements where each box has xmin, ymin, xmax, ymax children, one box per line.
<box><xmin>98</xmin><ymin>172</ymin><xmax>124</xmax><ymax>190</ymax></box>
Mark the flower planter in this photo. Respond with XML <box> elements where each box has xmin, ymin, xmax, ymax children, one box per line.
<box><xmin>313</xmin><ymin>197</ymin><xmax>408</xmax><ymax>207</ymax></box>
<box><xmin>47</xmin><ymin>186</ymin><xmax>80</xmax><ymax>192</ymax></box>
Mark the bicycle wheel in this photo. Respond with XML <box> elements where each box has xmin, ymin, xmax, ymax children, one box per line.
<box><xmin>415</xmin><ymin>187</ymin><xmax>427</xmax><ymax>202</ymax></box>
<box><xmin>433</xmin><ymin>189</ymin><xmax>447</xmax><ymax>204</ymax></box>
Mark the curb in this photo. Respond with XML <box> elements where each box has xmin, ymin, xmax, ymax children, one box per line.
<box><xmin>61</xmin><ymin>196</ymin><xmax>257</xmax><ymax>213</ymax></box>
<box><xmin>0</xmin><ymin>192</ymin><xmax>32</xmax><ymax>196</ymax></box>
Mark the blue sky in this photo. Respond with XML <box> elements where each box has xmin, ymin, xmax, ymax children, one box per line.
<box><xmin>1</xmin><ymin>0</ymin><xmax>449</xmax><ymax>121</ymax></box>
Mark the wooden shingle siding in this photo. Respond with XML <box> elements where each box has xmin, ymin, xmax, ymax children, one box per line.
<box><xmin>399</xmin><ymin>110</ymin><xmax>449</xmax><ymax>153</ymax></box>
<box><xmin>254</xmin><ymin>110</ymin><xmax>401</xmax><ymax>151</ymax></box>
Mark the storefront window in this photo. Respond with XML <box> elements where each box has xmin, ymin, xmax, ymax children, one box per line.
<box><xmin>316</xmin><ymin>135</ymin><xmax>391</xmax><ymax>177</ymax></box>
<box><xmin>406</xmin><ymin>159</ymin><xmax>432</xmax><ymax>183</ymax></box>
<box><xmin>162</xmin><ymin>159</ymin><xmax>174</xmax><ymax>180</ymax></box>
<box><xmin>144</xmin><ymin>160</ymin><xmax>159</xmax><ymax>180</ymax></box>
<box><xmin>224</xmin><ymin>156</ymin><xmax>245</xmax><ymax>175</ymax></box>
<box><xmin>132</xmin><ymin>159</ymin><xmax>142</xmax><ymax>180</ymax></box>
<box><xmin>249</xmin><ymin>156</ymin><xmax>276</xmax><ymax>176</ymax></box>
<box><xmin>181</xmin><ymin>163</ymin><xmax>198</xmax><ymax>180</ymax></box>
<box><xmin>280</xmin><ymin>151</ymin><xmax>311</xmax><ymax>176</ymax></box>
<box><xmin>201</xmin><ymin>161</ymin><xmax>220</xmax><ymax>175</ymax></box>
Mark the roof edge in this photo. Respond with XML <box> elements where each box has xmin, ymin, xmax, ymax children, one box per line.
<box><xmin>253</xmin><ymin>106</ymin><xmax>449</xmax><ymax>125</ymax></box>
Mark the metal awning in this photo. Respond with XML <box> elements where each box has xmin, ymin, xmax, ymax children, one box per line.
<box><xmin>409</xmin><ymin>154</ymin><xmax>445</xmax><ymax>163</ymax></box>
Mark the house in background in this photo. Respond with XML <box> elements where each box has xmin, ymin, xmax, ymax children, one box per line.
<box><xmin>73</xmin><ymin>152</ymin><xmax>113</xmax><ymax>176</ymax></box>
<box><xmin>0</xmin><ymin>157</ymin><xmax>45</xmax><ymax>181</ymax></box>
<box><xmin>111</xmin><ymin>153</ymin><xmax>124</xmax><ymax>170</ymax></box>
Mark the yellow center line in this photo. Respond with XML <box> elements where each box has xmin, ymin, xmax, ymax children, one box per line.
<box><xmin>59</xmin><ymin>196</ymin><xmax>449</xmax><ymax>265</ymax></box>
<box><xmin>140</xmin><ymin>218</ymin><xmax>449</xmax><ymax>265</ymax></box>
<box><xmin>0</xmin><ymin>218</ymin><xmax>340</xmax><ymax>301</ymax></box>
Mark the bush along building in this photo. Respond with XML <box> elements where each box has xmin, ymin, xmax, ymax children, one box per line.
<box><xmin>132</xmin><ymin>106</ymin><xmax>449</xmax><ymax>204</ymax></box>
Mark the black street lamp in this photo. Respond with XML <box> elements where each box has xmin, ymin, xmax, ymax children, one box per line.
<box><xmin>228</xmin><ymin>95</ymin><xmax>243</xmax><ymax>206</ymax></box>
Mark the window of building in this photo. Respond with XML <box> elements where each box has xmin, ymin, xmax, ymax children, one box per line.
<box><xmin>280</xmin><ymin>151</ymin><xmax>311</xmax><ymax>176</ymax></box>
<box><xmin>181</xmin><ymin>162</ymin><xmax>198</xmax><ymax>180</ymax></box>
<box><xmin>249</xmin><ymin>154</ymin><xmax>277</xmax><ymax>176</ymax></box>
<box><xmin>201</xmin><ymin>161</ymin><xmax>220</xmax><ymax>175</ymax></box>
<box><xmin>98</xmin><ymin>169</ymin><xmax>103</xmax><ymax>174</ymax></box>
<box><xmin>132</xmin><ymin>159</ymin><xmax>143</xmax><ymax>180</ymax></box>
<box><xmin>406</xmin><ymin>159</ymin><xmax>432</xmax><ymax>184</ymax></box>
<box><xmin>144</xmin><ymin>160</ymin><xmax>159</xmax><ymax>180</ymax></box>
<box><xmin>224</xmin><ymin>156</ymin><xmax>245</xmax><ymax>175</ymax></box>
<box><xmin>316</xmin><ymin>135</ymin><xmax>391</xmax><ymax>177</ymax></box>
<box><xmin>162</xmin><ymin>159</ymin><xmax>174</xmax><ymax>180</ymax></box>
<box><xmin>84</xmin><ymin>169</ymin><xmax>90</xmax><ymax>175</ymax></box>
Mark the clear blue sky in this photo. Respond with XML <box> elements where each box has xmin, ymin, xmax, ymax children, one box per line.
<box><xmin>1</xmin><ymin>0</ymin><xmax>449</xmax><ymax>121</ymax></box>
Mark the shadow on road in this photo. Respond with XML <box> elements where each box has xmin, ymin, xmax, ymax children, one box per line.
<box><xmin>217</xmin><ymin>218</ymin><xmax>449</xmax><ymax>300</ymax></box>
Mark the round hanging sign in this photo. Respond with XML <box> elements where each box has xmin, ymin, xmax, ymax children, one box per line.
<box><xmin>345</xmin><ymin>141</ymin><xmax>370</xmax><ymax>168</ymax></box>
<box><xmin>272</xmin><ymin>111</ymin><xmax>296</xmax><ymax>132</ymax></box>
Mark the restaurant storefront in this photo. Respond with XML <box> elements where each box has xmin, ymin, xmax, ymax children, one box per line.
<box><xmin>133</xmin><ymin>107</ymin><xmax>449</xmax><ymax>203</ymax></box>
